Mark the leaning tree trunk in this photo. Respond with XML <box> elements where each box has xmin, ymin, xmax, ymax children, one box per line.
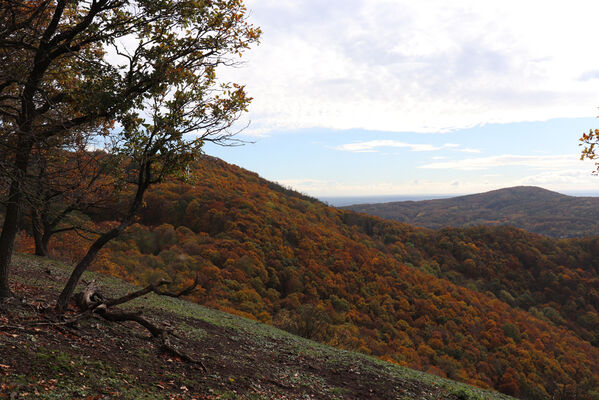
<box><xmin>55</xmin><ymin>224</ymin><xmax>126</xmax><ymax>313</ymax></box>
<box><xmin>55</xmin><ymin>163</ymin><xmax>150</xmax><ymax>314</ymax></box>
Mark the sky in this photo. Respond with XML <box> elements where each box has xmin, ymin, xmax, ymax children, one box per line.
<box><xmin>205</xmin><ymin>0</ymin><xmax>599</xmax><ymax>198</ymax></box>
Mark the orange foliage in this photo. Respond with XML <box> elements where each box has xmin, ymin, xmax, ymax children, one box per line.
<box><xmin>18</xmin><ymin>156</ymin><xmax>599</xmax><ymax>399</ymax></box>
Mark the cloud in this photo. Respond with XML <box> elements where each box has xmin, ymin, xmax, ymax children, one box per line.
<box><xmin>518</xmin><ymin>169</ymin><xmax>599</xmax><ymax>186</ymax></box>
<box><xmin>276</xmin><ymin>176</ymin><xmax>504</xmax><ymax>197</ymax></box>
<box><xmin>274</xmin><ymin>178</ymin><xmax>438</xmax><ymax>196</ymax></box>
<box><xmin>419</xmin><ymin>154</ymin><xmax>590</xmax><ymax>171</ymax></box>
<box><xmin>337</xmin><ymin>140</ymin><xmax>443</xmax><ymax>152</ymax></box>
<box><xmin>273</xmin><ymin>160</ymin><xmax>599</xmax><ymax>196</ymax></box>
<box><xmin>226</xmin><ymin>1</ymin><xmax>599</xmax><ymax>134</ymax></box>
<box><xmin>457</xmin><ymin>148</ymin><xmax>482</xmax><ymax>153</ymax></box>
<box><xmin>336</xmin><ymin>140</ymin><xmax>479</xmax><ymax>153</ymax></box>
<box><xmin>579</xmin><ymin>70</ymin><xmax>599</xmax><ymax>81</ymax></box>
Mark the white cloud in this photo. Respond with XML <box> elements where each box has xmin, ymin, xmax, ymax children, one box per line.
<box><xmin>518</xmin><ymin>169</ymin><xmax>599</xmax><ymax>186</ymax></box>
<box><xmin>419</xmin><ymin>154</ymin><xmax>593</xmax><ymax>171</ymax></box>
<box><xmin>335</xmin><ymin>139</ymin><xmax>479</xmax><ymax>153</ymax></box>
<box><xmin>277</xmin><ymin>177</ymin><xmax>504</xmax><ymax>197</ymax></box>
<box><xmin>274</xmin><ymin>161</ymin><xmax>599</xmax><ymax>196</ymax></box>
<box><xmin>457</xmin><ymin>148</ymin><xmax>482</xmax><ymax>154</ymax></box>
<box><xmin>275</xmin><ymin>178</ymin><xmax>429</xmax><ymax>196</ymax></box>
<box><xmin>225</xmin><ymin>0</ymin><xmax>599</xmax><ymax>134</ymax></box>
<box><xmin>579</xmin><ymin>70</ymin><xmax>599</xmax><ymax>82</ymax></box>
<box><xmin>337</xmin><ymin>140</ymin><xmax>442</xmax><ymax>152</ymax></box>
<box><xmin>277</xmin><ymin>170</ymin><xmax>599</xmax><ymax>197</ymax></box>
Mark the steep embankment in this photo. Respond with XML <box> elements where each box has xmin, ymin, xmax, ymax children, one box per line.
<box><xmin>343</xmin><ymin>186</ymin><xmax>599</xmax><ymax>238</ymax></box>
<box><xmin>20</xmin><ymin>157</ymin><xmax>599</xmax><ymax>399</ymax></box>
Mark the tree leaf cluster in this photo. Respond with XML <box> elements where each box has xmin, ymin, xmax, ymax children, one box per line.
<box><xmin>0</xmin><ymin>0</ymin><xmax>260</xmax><ymax>307</ymax></box>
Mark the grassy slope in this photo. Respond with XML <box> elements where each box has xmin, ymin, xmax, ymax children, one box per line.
<box><xmin>0</xmin><ymin>254</ymin><xmax>514</xmax><ymax>400</ymax></box>
<box><xmin>342</xmin><ymin>186</ymin><xmax>599</xmax><ymax>238</ymax></box>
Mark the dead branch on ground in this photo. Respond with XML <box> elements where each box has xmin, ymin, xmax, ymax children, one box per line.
<box><xmin>0</xmin><ymin>276</ymin><xmax>204</xmax><ymax>370</ymax></box>
<box><xmin>73</xmin><ymin>277</ymin><xmax>206</xmax><ymax>372</ymax></box>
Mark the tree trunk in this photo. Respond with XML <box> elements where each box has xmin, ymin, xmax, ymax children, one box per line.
<box><xmin>55</xmin><ymin>225</ymin><xmax>126</xmax><ymax>313</ymax></box>
<box><xmin>32</xmin><ymin>227</ymin><xmax>47</xmax><ymax>257</ymax></box>
<box><xmin>55</xmin><ymin>161</ymin><xmax>150</xmax><ymax>313</ymax></box>
<box><xmin>0</xmin><ymin>137</ymin><xmax>34</xmax><ymax>298</ymax></box>
<box><xmin>0</xmin><ymin>26</ymin><xmax>55</xmax><ymax>297</ymax></box>
<box><xmin>31</xmin><ymin>210</ymin><xmax>49</xmax><ymax>257</ymax></box>
<box><xmin>0</xmin><ymin>183</ymin><xmax>21</xmax><ymax>298</ymax></box>
<box><xmin>39</xmin><ymin>232</ymin><xmax>51</xmax><ymax>257</ymax></box>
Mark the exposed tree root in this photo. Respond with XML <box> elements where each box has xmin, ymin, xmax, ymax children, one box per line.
<box><xmin>72</xmin><ymin>278</ymin><xmax>206</xmax><ymax>371</ymax></box>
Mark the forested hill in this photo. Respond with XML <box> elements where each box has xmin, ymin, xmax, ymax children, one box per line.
<box><xmin>342</xmin><ymin>186</ymin><xmax>599</xmax><ymax>238</ymax></box>
<box><xmin>22</xmin><ymin>156</ymin><xmax>599</xmax><ymax>399</ymax></box>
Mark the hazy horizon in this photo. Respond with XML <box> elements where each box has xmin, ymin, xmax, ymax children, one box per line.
<box><xmin>319</xmin><ymin>187</ymin><xmax>599</xmax><ymax>207</ymax></box>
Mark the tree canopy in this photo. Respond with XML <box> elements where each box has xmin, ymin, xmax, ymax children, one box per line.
<box><xmin>581</xmin><ymin>128</ymin><xmax>599</xmax><ymax>170</ymax></box>
<box><xmin>0</xmin><ymin>0</ymin><xmax>260</xmax><ymax>301</ymax></box>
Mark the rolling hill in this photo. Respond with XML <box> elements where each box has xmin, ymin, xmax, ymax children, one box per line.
<box><xmin>343</xmin><ymin>186</ymin><xmax>599</xmax><ymax>238</ymax></box>
<box><xmin>14</xmin><ymin>157</ymin><xmax>599</xmax><ymax>399</ymax></box>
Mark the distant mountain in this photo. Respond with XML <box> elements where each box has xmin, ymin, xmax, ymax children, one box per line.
<box><xmin>343</xmin><ymin>186</ymin><xmax>599</xmax><ymax>238</ymax></box>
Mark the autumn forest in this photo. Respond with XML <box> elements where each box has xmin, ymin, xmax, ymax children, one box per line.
<box><xmin>10</xmin><ymin>156</ymin><xmax>599</xmax><ymax>399</ymax></box>
<box><xmin>4</xmin><ymin>1</ymin><xmax>599</xmax><ymax>399</ymax></box>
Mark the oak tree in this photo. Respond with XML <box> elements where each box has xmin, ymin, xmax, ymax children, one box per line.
<box><xmin>26</xmin><ymin>135</ymin><xmax>117</xmax><ymax>257</ymax></box>
<box><xmin>0</xmin><ymin>0</ymin><xmax>260</xmax><ymax>300</ymax></box>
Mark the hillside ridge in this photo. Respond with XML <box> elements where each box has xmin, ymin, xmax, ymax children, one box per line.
<box><xmin>343</xmin><ymin>186</ymin><xmax>599</xmax><ymax>237</ymax></box>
